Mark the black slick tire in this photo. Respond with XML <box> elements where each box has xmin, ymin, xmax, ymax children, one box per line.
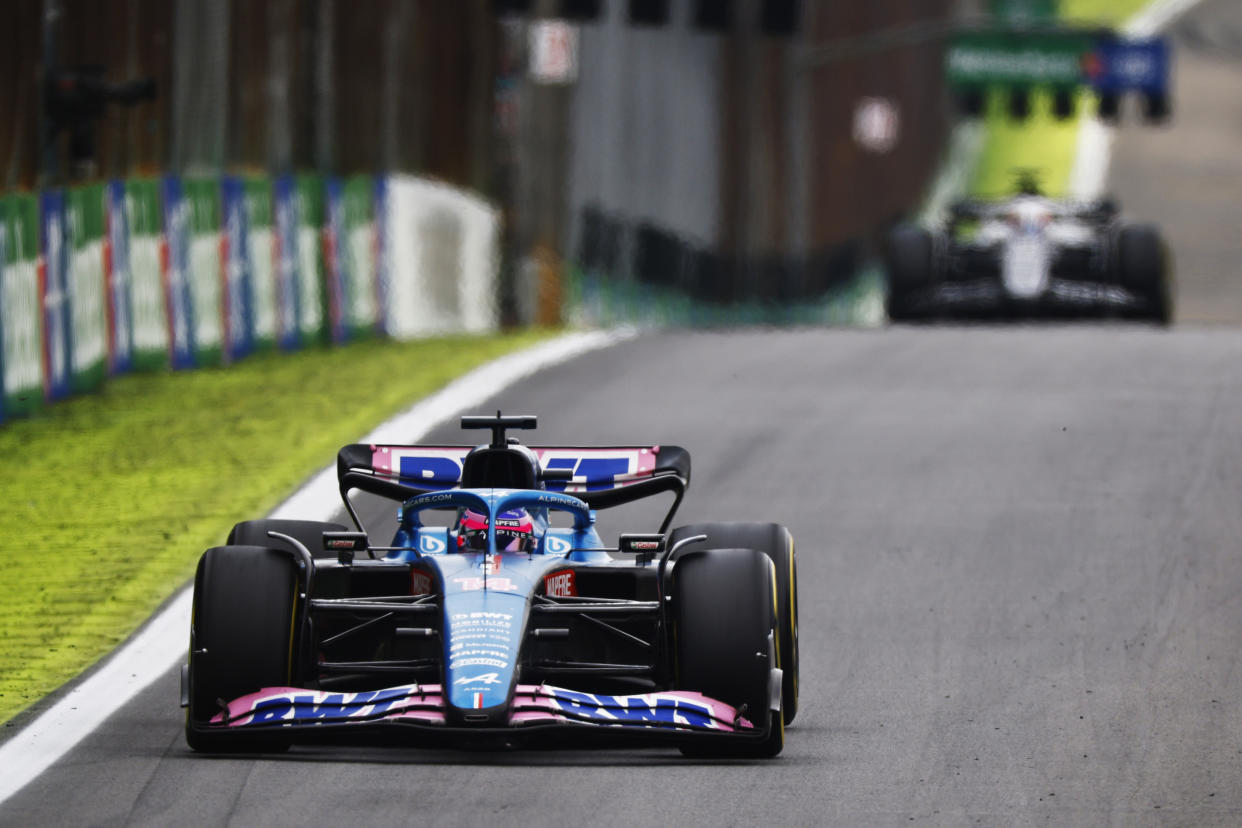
<box><xmin>185</xmin><ymin>545</ymin><xmax>300</xmax><ymax>753</ymax></box>
<box><xmin>885</xmin><ymin>225</ymin><xmax>934</xmax><ymax>322</ymax></box>
<box><xmin>668</xmin><ymin>522</ymin><xmax>798</xmax><ymax>725</ymax></box>
<box><xmin>1116</xmin><ymin>223</ymin><xmax>1171</xmax><ymax>324</ymax></box>
<box><xmin>671</xmin><ymin>548</ymin><xmax>783</xmax><ymax>758</ymax></box>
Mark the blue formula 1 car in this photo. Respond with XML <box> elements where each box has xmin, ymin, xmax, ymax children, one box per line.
<box><xmin>182</xmin><ymin>414</ymin><xmax>798</xmax><ymax>758</ymax></box>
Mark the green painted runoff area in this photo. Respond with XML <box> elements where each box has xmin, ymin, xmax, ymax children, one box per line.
<box><xmin>0</xmin><ymin>330</ymin><xmax>554</xmax><ymax>725</ymax></box>
<box><xmin>969</xmin><ymin>0</ymin><xmax>1153</xmax><ymax>198</ymax></box>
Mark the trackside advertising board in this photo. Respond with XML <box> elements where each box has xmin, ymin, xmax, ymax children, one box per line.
<box><xmin>184</xmin><ymin>178</ymin><xmax>224</xmax><ymax>366</ymax></box>
<box><xmin>0</xmin><ymin>193</ymin><xmax>43</xmax><ymax>420</ymax></box>
<box><xmin>324</xmin><ymin>176</ymin><xmax>379</xmax><ymax>344</ymax></box>
<box><xmin>221</xmin><ymin>177</ymin><xmax>255</xmax><ymax>361</ymax></box>
<box><xmin>41</xmin><ymin>191</ymin><xmax>71</xmax><ymax>400</ymax></box>
<box><xmin>125</xmin><ymin>178</ymin><xmax>169</xmax><ymax>371</ymax></box>
<box><xmin>383</xmin><ymin>175</ymin><xmax>501</xmax><ymax>339</ymax></box>
<box><xmin>105</xmin><ymin>180</ymin><xmax>134</xmax><ymax>374</ymax></box>
<box><xmin>1084</xmin><ymin>37</ymin><xmax>1168</xmax><ymax>94</ymax></box>
<box><xmin>0</xmin><ymin>172</ymin><xmax>503</xmax><ymax>422</ymax></box>
<box><xmin>242</xmin><ymin>177</ymin><xmax>278</xmax><ymax>352</ymax></box>
<box><xmin>161</xmin><ymin>177</ymin><xmax>195</xmax><ymax>369</ymax></box>
<box><xmin>66</xmin><ymin>184</ymin><xmax>108</xmax><ymax>393</ymax></box>
<box><xmin>272</xmin><ymin>176</ymin><xmax>300</xmax><ymax>350</ymax></box>
<box><xmin>343</xmin><ymin>176</ymin><xmax>379</xmax><ymax>341</ymax></box>
<box><xmin>947</xmin><ymin>28</ymin><xmax>1169</xmax><ymax>97</ymax></box>
<box><xmin>295</xmin><ymin>174</ymin><xmax>329</xmax><ymax>346</ymax></box>
<box><xmin>374</xmin><ymin>176</ymin><xmax>390</xmax><ymax>336</ymax></box>
<box><xmin>946</xmin><ymin>30</ymin><xmax>1092</xmax><ymax>88</ymax></box>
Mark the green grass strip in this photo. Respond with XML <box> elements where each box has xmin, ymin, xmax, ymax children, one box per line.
<box><xmin>0</xmin><ymin>330</ymin><xmax>555</xmax><ymax>724</ymax></box>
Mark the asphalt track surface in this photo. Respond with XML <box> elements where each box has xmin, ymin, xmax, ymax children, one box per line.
<box><xmin>6</xmin><ymin>5</ymin><xmax>1242</xmax><ymax>828</ymax></box>
<box><xmin>1109</xmin><ymin>0</ymin><xmax>1242</xmax><ymax>324</ymax></box>
<box><xmin>3</xmin><ymin>324</ymin><xmax>1241</xmax><ymax>826</ymax></box>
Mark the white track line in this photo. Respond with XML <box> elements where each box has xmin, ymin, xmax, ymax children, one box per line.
<box><xmin>1068</xmin><ymin>0</ymin><xmax>1206</xmax><ymax>199</ymax></box>
<box><xmin>0</xmin><ymin>327</ymin><xmax>632</xmax><ymax>806</ymax></box>
<box><xmin>1124</xmin><ymin>0</ymin><xmax>1204</xmax><ymax>38</ymax></box>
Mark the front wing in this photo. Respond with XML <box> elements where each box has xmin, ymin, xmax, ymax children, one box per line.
<box><xmin>901</xmin><ymin>277</ymin><xmax>1156</xmax><ymax>319</ymax></box>
<box><xmin>198</xmin><ymin>683</ymin><xmax>759</xmax><ymax>742</ymax></box>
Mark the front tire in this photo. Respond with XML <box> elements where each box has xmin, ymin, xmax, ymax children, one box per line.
<box><xmin>1116</xmin><ymin>223</ymin><xmax>1171</xmax><ymax>324</ymax></box>
<box><xmin>669</xmin><ymin>523</ymin><xmax>798</xmax><ymax>725</ymax></box>
<box><xmin>671</xmin><ymin>548</ymin><xmax>783</xmax><ymax>758</ymax></box>
<box><xmin>185</xmin><ymin>545</ymin><xmax>300</xmax><ymax>753</ymax></box>
<box><xmin>885</xmin><ymin>225</ymin><xmax>934</xmax><ymax>322</ymax></box>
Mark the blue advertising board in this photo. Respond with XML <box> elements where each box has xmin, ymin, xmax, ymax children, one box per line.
<box><xmin>40</xmin><ymin>191</ymin><xmax>71</xmax><ymax>401</ymax></box>
<box><xmin>1084</xmin><ymin>35</ymin><xmax>1169</xmax><ymax>94</ymax></box>
<box><xmin>221</xmin><ymin>176</ymin><xmax>255</xmax><ymax>362</ymax></box>
<box><xmin>324</xmin><ymin>177</ymin><xmax>348</xmax><ymax>344</ymax></box>
<box><xmin>106</xmin><ymin>180</ymin><xmax>134</xmax><ymax>375</ymax></box>
<box><xmin>374</xmin><ymin>176</ymin><xmax>390</xmax><ymax>337</ymax></box>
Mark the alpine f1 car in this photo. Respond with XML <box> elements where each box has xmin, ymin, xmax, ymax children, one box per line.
<box><xmin>885</xmin><ymin>179</ymin><xmax>1171</xmax><ymax>323</ymax></box>
<box><xmin>182</xmin><ymin>414</ymin><xmax>798</xmax><ymax>758</ymax></box>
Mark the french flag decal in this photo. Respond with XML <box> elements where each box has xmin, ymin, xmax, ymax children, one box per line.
<box><xmin>473</xmin><ymin>692</ymin><xmax>484</xmax><ymax>709</ymax></box>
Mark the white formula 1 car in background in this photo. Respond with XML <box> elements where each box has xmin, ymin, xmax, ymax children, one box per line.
<box><xmin>885</xmin><ymin>174</ymin><xmax>1171</xmax><ymax>323</ymax></box>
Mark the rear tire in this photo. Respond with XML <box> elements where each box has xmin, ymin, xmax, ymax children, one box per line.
<box><xmin>185</xmin><ymin>545</ymin><xmax>300</xmax><ymax>753</ymax></box>
<box><xmin>885</xmin><ymin>225</ymin><xmax>934</xmax><ymax>322</ymax></box>
<box><xmin>1116</xmin><ymin>223</ymin><xmax>1171</xmax><ymax>324</ymax></box>
<box><xmin>672</xmin><ymin>548</ymin><xmax>783</xmax><ymax>758</ymax></box>
<box><xmin>668</xmin><ymin>523</ymin><xmax>798</xmax><ymax>725</ymax></box>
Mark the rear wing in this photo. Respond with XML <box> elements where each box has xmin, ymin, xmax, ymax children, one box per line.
<box><xmin>337</xmin><ymin>443</ymin><xmax>691</xmax><ymax>532</ymax></box>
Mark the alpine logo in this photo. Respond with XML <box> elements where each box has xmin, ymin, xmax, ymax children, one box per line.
<box><xmin>419</xmin><ymin>534</ymin><xmax>446</xmax><ymax>554</ymax></box>
<box><xmin>544</xmin><ymin>569</ymin><xmax>577</xmax><ymax>597</ymax></box>
<box><xmin>455</xmin><ymin>672</ymin><xmax>503</xmax><ymax>686</ymax></box>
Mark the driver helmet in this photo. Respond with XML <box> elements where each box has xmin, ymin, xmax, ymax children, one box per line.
<box><xmin>457</xmin><ymin>508</ymin><xmax>535</xmax><ymax>553</ymax></box>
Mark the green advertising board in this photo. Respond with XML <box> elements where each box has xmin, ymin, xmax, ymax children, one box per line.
<box><xmin>946</xmin><ymin>29</ymin><xmax>1092</xmax><ymax>88</ymax></box>
<box><xmin>65</xmin><ymin>185</ymin><xmax>108</xmax><ymax>393</ymax></box>
<box><xmin>183</xmin><ymin>178</ymin><xmax>223</xmax><ymax>365</ymax></box>
<box><xmin>125</xmin><ymin>178</ymin><xmax>169</xmax><ymax>372</ymax></box>
<box><xmin>295</xmin><ymin>174</ymin><xmax>328</xmax><ymax>346</ymax></box>
<box><xmin>0</xmin><ymin>194</ymin><xmax>43</xmax><ymax>417</ymax></box>
<box><xmin>243</xmin><ymin>177</ymin><xmax>277</xmax><ymax>352</ymax></box>
<box><xmin>341</xmin><ymin>175</ymin><xmax>378</xmax><ymax>340</ymax></box>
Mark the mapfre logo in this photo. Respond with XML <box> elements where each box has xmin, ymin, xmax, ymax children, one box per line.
<box><xmin>411</xmin><ymin>571</ymin><xmax>434</xmax><ymax>595</ymax></box>
<box><xmin>544</xmin><ymin>569</ymin><xmax>576</xmax><ymax>598</ymax></box>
